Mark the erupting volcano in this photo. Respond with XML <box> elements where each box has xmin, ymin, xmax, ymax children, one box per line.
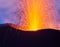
<box><xmin>0</xmin><ymin>0</ymin><xmax>59</xmax><ymax>31</ymax></box>
<box><xmin>0</xmin><ymin>0</ymin><xmax>60</xmax><ymax>47</ymax></box>
<box><xmin>13</xmin><ymin>0</ymin><xmax>58</xmax><ymax>31</ymax></box>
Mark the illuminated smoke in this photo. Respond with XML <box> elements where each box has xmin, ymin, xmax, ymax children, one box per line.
<box><xmin>18</xmin><ymin>0</ymin><xmax>58</xmax><ymax>31</ymax></box>
<box><xmin>0</xmin><ymin>0</ymin><xmax>60</xmax><ymax>31</ymax></box>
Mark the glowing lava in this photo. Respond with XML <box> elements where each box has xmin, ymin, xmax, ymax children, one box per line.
<box><xmin>17</xmin><ymin>0</ymin><xmax>57</xmax><ymax>31</ymax></box>
<box><xmin>10</xmin><ymin>0</ymin><xmax>58</xmax><ymax>31</ymax></box>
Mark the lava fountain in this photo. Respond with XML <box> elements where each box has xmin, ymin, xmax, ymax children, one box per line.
<box><xmin>10</xmin><ymin>0</ymin><xmax>58</xmax><ymax>31</ymax></box>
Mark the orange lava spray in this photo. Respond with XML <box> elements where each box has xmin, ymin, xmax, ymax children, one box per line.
<box><xmin>12</xmin><ymin>0</ymin><xmax>58</xmax><ymax>31</ymax></box>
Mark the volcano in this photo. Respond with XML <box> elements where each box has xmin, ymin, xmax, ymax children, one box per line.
<box><xmin>0</xmin><ymin>23</ymin><xmax>60</xmax><ymax>47</ymax></box>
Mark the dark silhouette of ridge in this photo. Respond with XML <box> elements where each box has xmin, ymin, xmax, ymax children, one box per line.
<box><xmin>0</xmin><ymin>23</ymin><xmax>60</xmax><ymax>47</ymax></box>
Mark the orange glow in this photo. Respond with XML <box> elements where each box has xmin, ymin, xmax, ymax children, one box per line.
<box><xmin>10</xmin><ymin>0</ymin><xmax>58</xmax><ymax>31</ymax></box>
<box><xmin>26</xmin><ymin>0</ymin><xmax>41</xmax><ymax>31</ymax></box>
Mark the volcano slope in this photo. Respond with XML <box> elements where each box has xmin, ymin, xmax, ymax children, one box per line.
<box><xmin>0</xmin><ymin>23</ymin><xmax>60</xmax><ymax>47</ymax></box>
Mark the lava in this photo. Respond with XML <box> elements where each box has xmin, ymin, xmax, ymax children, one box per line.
<box><xmin>17</xmin><ymin>0</ymin><xmax>57</xmax><ymax>31</ymax></box>
<box><xmin>0</xmin><ymin>0</ymin><xmax>58</xmax><ymax>31</ymax></box>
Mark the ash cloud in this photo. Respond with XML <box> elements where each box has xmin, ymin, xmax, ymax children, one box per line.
<box><xmin>0</xmin><ymin>0</ymin><xmax>24</xmax><ymax>25</ymax></box>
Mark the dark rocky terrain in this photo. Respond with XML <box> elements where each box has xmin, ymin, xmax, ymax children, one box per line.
<box><xmin>0</xmin><ymin>23</ymin><xmax>60</xmax><ymax>47</ymax></box>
